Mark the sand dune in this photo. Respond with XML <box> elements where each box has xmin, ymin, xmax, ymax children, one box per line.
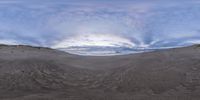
<box><xmin>0</xmin><ymin>44</ymin><xmax>200</xmax><ymax>100</ymax></box>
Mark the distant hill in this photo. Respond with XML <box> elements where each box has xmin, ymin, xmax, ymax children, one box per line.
<box><xmin>0</xmin><ymin>44</ymin><xmax>200</xmax><ymax>100</ymax></box>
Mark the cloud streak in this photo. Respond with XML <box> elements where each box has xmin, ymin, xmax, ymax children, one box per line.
<box><xmin>0</xmin><ymin>0</ymin><xmax>200</xmax><ymax>53</ymax></box>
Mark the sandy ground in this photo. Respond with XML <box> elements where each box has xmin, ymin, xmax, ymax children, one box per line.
<box><xmin>0</xmin><ymin>44</ymin><xmax>200</xmax><ymax>100</ymax></box>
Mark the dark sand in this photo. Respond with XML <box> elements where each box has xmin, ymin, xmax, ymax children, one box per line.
<box><xmin>0</xmin><ymin>44</ymin><xmax>200</xmax><ymax>100</ymax></box>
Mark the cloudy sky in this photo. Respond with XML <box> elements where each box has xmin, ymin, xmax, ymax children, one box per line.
<box><xmin>0</xmin><ymin>0</ymin><xmax>200</xmax><ymax>50</ymax></box>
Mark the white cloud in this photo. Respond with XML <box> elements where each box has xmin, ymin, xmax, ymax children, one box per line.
<box><xmin>0</xmin><ymin>40</ymin><xmax>19</xmax><ymax>45</ymax></box>
<box><xmin>0</xmin><ymin>0</ymin><xmax>199</xmax><ymax>55</ymax></box>
<box><xmin>52</xmin><ymin>33</ymin><xmax>135</xmax><ymax>48</ymax></box>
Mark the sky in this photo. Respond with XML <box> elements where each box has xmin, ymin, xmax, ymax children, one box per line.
<box><xmin>0</xmin><ymin>0</ymin><xmax>200</xmax><ymax>50</ymax></box>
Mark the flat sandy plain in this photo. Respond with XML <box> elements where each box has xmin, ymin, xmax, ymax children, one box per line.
<box><xmin>0</xmin><ymin>44</ymin><xmax>200</xmax><ymax>100</ymax></box>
